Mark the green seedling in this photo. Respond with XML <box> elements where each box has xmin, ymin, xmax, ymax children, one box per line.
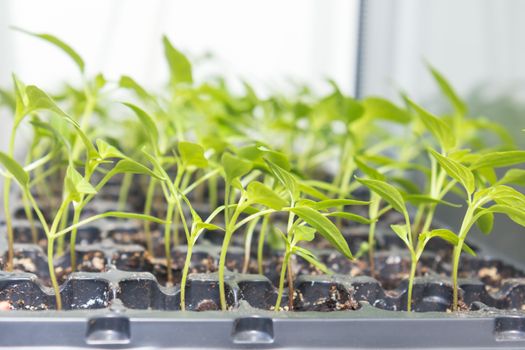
<box><xmin>356</xmin><ymin>177</ymin><xmax>475</xmax><ymax>312</ymax></box>
<box><xmin>0</xmin><ymin>151</ymin><xmax>163</xmax><ymax>310</ymax></box>
<box><xmin>431</xmin><ymin>149</ymin><xmax>525</xmax><ymax>310</ymax></box>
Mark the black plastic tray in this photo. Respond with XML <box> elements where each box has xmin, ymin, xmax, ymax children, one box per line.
<box><xmin>1</xmin><ymin>213</ymin><xmax>525</xmax><ymax>349</ymax></box>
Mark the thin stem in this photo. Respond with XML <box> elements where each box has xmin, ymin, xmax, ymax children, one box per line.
<box><xmin>406</xmin><ymin>255</ymin><xmax>417</xmax><ymax>312</ymax></box>
<box><xmin>242</xmin><ymin>217</ymin><xmax>260</xmax><ymax>273</ymax></box>
<box><xmin>164</xmin><ymin>201</ymin><xmax>175</xmax><ymax>286</ymax></box>
<box><xmin>3</xmin><ymin>177</ymin><xmax>14</xmax><ymax>271</ymax></box>
<box><xmin>143</xmin><ymin>178</ymin><xmax>156</xmax><ymax>256</ymax></box>
<box><xmin>208</xmin><ymin>173</ymin><xmax>218</xmax><ymax>209</ymax></box>
<box><xmin>181</xmin><ymin>168</ymin><xmax>220</xmax><ymax>195</ymax></box>
<box><xmin>274</xmin><ymin>251</ymin><xmax>290</xmax><ymax>310</ymax></box>
<box><xmin>47</xmin><ymin>236</ymin><xmax>62</xmax><ymax>310</ymax></box>
<box><xmin>70</xmin><ymin>206</ymin><xmax>81</xmax><ymax>272</ymax></box>
<box><xmin>287</xmin><ymin>259</ymin><xmax>294</xmax><ymax>311</ymax></box>
<box><xmin>21</xmin><ymin>191</ymin><xmax>38</xmax><ymax>244</ymax></box>
<box><xmin>451</xmin><ymin>243</ymin><xmax>462</xmax><ymax>311</ymax></box>
<box><xmin>180</xmin><ymin>236</ymin><xmax>193</xmax><ymax>311</ymax></box>
<box><xmin>218</xmin><ymin>196</ymin><xmax>246</xmax><ymax>310</ymax></box>
<box><xmin>117</xmin><ymin>173</ymin><xmax>133</xmax><ymax>211</ymax></box>
<box><xmin>368</xmin><ymin>195</ymin><xmax>380</xmax><ymax>276</ymax></box>
<box><xmin>257</xmin><ymin>215</ymin><xmax>270</xmax><ymax>274</ymax></box>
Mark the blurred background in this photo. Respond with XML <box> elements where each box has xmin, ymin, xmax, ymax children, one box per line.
<box><xmin>0</xmin><ymin>0</ymin><xmax>524</xmax><ymax>264</ymax></box>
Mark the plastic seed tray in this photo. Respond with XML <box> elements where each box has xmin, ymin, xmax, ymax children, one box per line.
<box><xmin>1</xmin><ymin>202</ymin><xmax>525</xmax><ymax>349</ymax></box>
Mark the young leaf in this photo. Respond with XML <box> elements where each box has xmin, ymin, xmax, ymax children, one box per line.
<box><xmin>96</xmin><ymin>139</ymin><xmax>125</xmax><ymax>159</ymax></box>
<box><xmin>470</xmin><ymin>151</ymin><xmax>525</xmax><ymax>170</ymax></box>
<box><xmin>496</xmin><ymin>169</ymin><xmax>525</xmax><ymax>186</ymax></box>
<box><xmin>356</xmin><ymin>177</ymin><xmax>406</xmax><ymax>215</ymax></box>
<box><xmin>355</xmin><ymin>156</ymin><xmax>385</xmax><ymax>181</ymax></box>
<box><xmin>481</xmin><ymin>204</ymin><xmax>525</xmax><ymax>228</ymax></box>
<box><xmin>119</xmin><ymin>75</ymin><xmax>151</xmax><ymax>101</ymax></box>
<box><xmin>264</xmin><ymin>158</ymin><xmax>299</xmax><ymax>201</ymax></box>
<box><xmin>362</xmin><ymin>97</ymin><xmax>411</xmax><ymax>124</ymax></box>
<box><xmin>122</xmin><ymin>102</ymin><xmax>159</xmax><ymax>150</ymax></box>
<box><xmin>246</xmin><ymin>181</ymin><xmax>287</xmax><ymax>210</ymax></box>
<box><xmin>294</xmin><ymin>226</ymin><xmax>316</xmax><ymax>242</ymax></box>
<box><xmin>163</xmin><ymin>35</ymin><xmax>193</xmax><ymax>86</ymax></box>
<box><xmin>65</xmin><ymin>166</ymin><xmax>97</xmax><ymax>202</ymax></box>
<box><xmin>195</xmin><ymin>222</ymin><xmax>224</xmax><ymax>232</ymax></box>
<box><xmin>13</xmin><ymin>27</ymin><xmax>85</xmax><ymax>73</ymax></box>
<box><xmin>178</xmin><ymin>141</ymin><xmax>208</xmax><ymax>168</ymax></box>
<box><xmin>391</xmin><ymin>224</ymin><xmax>410</xmax><ymax>248</ymax></box>
<box><xmin>403</xmin><ymin>194</ymin><xmax>462</xmax><ymax>208</ymax></box>
<box><xmin>325</xmin><ymin>212</ymin><xmax>372</xmax><ymax>224</ymax></box>
<box><xmin>298</xmin><ymin>198</ymin><xmax>369</xmax><ymax>210</ymax></box>
<box><xmin>25</xmin><ymin>85</ymin><xmax>98</xmax><ymax>159</ymax></box>
<box><xmin>111</xmin><ymin>159</ymin><xmax>164</xmax><ymax>179</ymax></box>
<box><xmin>407</xmin><ymin>98</ymin><xmax>455</xmax><ymax>151</ymax></box>
<box><xmin>293</xmin><ymin>246</ymin><xmax>331</xmax><ymax>274</ymax></box>
<box><xmin>427</xmin><ymin>64</ymin><xmax>467</xmax><ymax>116</ymax></box>
<box><xmin>25</xmin><ymin>85</ymin><xmax>70</xmax><ymax>118</ymax></box>
<box><xmin>475</xmin><ymin>209</ymin><xmax>494</xmax><ymax>235</ymax></box>
<box><xmin>0</xmin><ymin>152</ymin><xmax>29</xmax><ymax>187</ymax></box>
<box><xmin>289</xmin><ymin>206</ymin><xmax>353</xmax><ymax>259</ymax></box>
<box><xmin>420</xmin><ymin>229</ymin><xmax>476</xmax><ymax>257</ymax></box>
<box><xmin>221</xmin><ymin>153</ymin><xmax>252</xmax><ymax>188</ymax></box>
<box><xmin>428</xmin><ymin>148</ymin><xmax>475</xmax><ymax>195</ymax></box>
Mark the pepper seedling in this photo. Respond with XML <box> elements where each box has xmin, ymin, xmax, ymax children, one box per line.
<box><xmin>356</xmin><ymin>177</ymin><xmax>475</xmax><ymax>312</ymax></box>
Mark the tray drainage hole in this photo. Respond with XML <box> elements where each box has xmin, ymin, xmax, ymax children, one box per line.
<box><xmin>85</xmin><ymin>315</ymin><xmax>131</xmax><ymax>345</ymax></box>
<box><xmin>232</xmin><ymin>317</ymin><xmax>274</xmax><ymax>344</ymax></box>
<box><xmin>495</xmin><ymin>316</ymin><xmax>525</xmax><ymax>341</ymax></box>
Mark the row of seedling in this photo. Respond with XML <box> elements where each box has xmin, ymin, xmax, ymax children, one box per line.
<box><xmin>1</xmin><ymin>29</ymin><xmax>525</xmax><ymax>312</ymax></box>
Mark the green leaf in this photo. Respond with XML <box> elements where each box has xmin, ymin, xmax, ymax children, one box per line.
<box><xmin>163</xmin><ymin>35</ymin><xmax>193</xmax><ymax>86</ymax></box>
<box><xmin>289</xmin><ymin>206</ymin><xmax>353</xmax><ymax>259</ymax></box>
<box><xmin>25</xmin><ymin>85</ymin><xmax>70</xmax><ymax>118</ymax></box>
<box><xmin>25</xmin><ymin>85</ymin><xmax>98</xmax><ymax>159</ymax></box>
<box><xmin>496</xmin><ymin>169</ymin><xmax>525</xmax><ymax>186</ymax></box>
<box><xmin>0</xmin><ymin>87</ymin><xmax>16</xmax><ymax>111</ymax></box>
<box><xmin>294</xmin><ymin>226</ymin><xmax>316</xmax><ymax>242</ymax></box>
<box><xmin>122</xmin><ymin>102</ymin><xmax>159</xmax><ymax>150</ymax></box>
<box><xmin>0</xmin><ymin>152</ymin><xmax>29</xmax><ymax>187</ymax></box>
<box><xmin>390</xmin><ymin>224</ymin><xmax>410</xmax><ymax>248</ymax></box>
<box><xmin>195</xmin><ymin>222</ymin><xmax>224</xmax><ymax>232</ymax></box>
<box><xmin>13</xmin><ymin>27</ymin><xmax>85</xmax><ymax>73</ymax></box>
<box><xmin>296</xmin><ymin>181</ymin><xmax>330</xmax><ymax>200</ymax></box>
<box><xmin>418</xmin><ymin>229</ymin><xmax>476</xmax><ymax>257</ymax></box>
<box><xmin>178</xmin><ymin>141</ymin><xmax>208</xmax><ymax>168</ymax></box>
<box><xmin>96</xmin><ymin>139</ymin><xmax>125</xmax><ymax>159</ymax></box>
<box><xmin>428</xmin><ymin>148</ymin><xmax>475</xmax><ymax>195</ymax></box>
<box><xmin>362</xmin><ymin>97</ymin><xmax>411</xmax><ymax>124</ymax></box>
<box><xmin>221</xmin><ymin>153</ymin><xmax>252</xmax><ymax>187</ymax></box>
<box><xmin>427</xmin><ymin>64</ymin><xmax>467</xmax><ymax>116</ymax></box>
<box><xmin>264</xmin><ymin>158</ymin><xmax>299</xmax><ymax>201</ymax></box>
<box><xmin>119</xmin><ymin>76</ymin><xmax>151</xmax><ymax>101</ymax></box>
<box><xmin>94</xmin><ymin>211</ymin><xmax>164</xmax><ymax>224</ymax></box>
<box><xmin>355</xmin><ymin>156</ymin><xmax>385</xmax><ymax>181</ymax></box>
<box><xmin>65</xmin><ymin>166</ymin><xmax>97</xmax><ymax>202</ymax></box>
<box><xmin>325</xmin><ymin>212</ymin><xmax>372</xmax><ymax>224</ymax></box>
<box><xmin>475</xmin><ymin>209</ymin><xmax>494</xmax><ymax>235</ymax></box>
<box><xmin>12</xmin><ymin>74</ymin><xmax>26</xmax><ymax>119</ymax></box>
<box><xmin>403</xmin><ymin>194</ymin><xmax>462</xmax><ymax>208</ymax></box>
<box><xmin>356</xmin><ymin>177</ymin><xmax>406</xmax><ymax>215</ymax></box>
<box><xmin>407</xmin><ymin>98</ymin><xmax>455</xmax><ymax>151</ymax></box>
<box><xmin>246</xmin><ymin>181</ymin><xmax>287</xmax><ymax>210</ymax></box>
<box><xmin>481</xmin><ymin>204</ymin><xmax>525</xmax><ymax>228</ymax></box>
<box><xmin>470</xmin><ymin>151</ymin><xmax>525</xmax><ymax>170</ymax></box>
<box><xmin>298</xmin><ymin>198</ymin><xmax>369</xmax><ymax>211</ymax></box>
<box><xmin>293</xmin><ymin>246</ymin><xmax>330</xmax><ymax>274</ymax></box>
<box><xmin>111</xmin><ymin>159</ymin><xmax>163</xmax><ymax>179</ymax></box>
